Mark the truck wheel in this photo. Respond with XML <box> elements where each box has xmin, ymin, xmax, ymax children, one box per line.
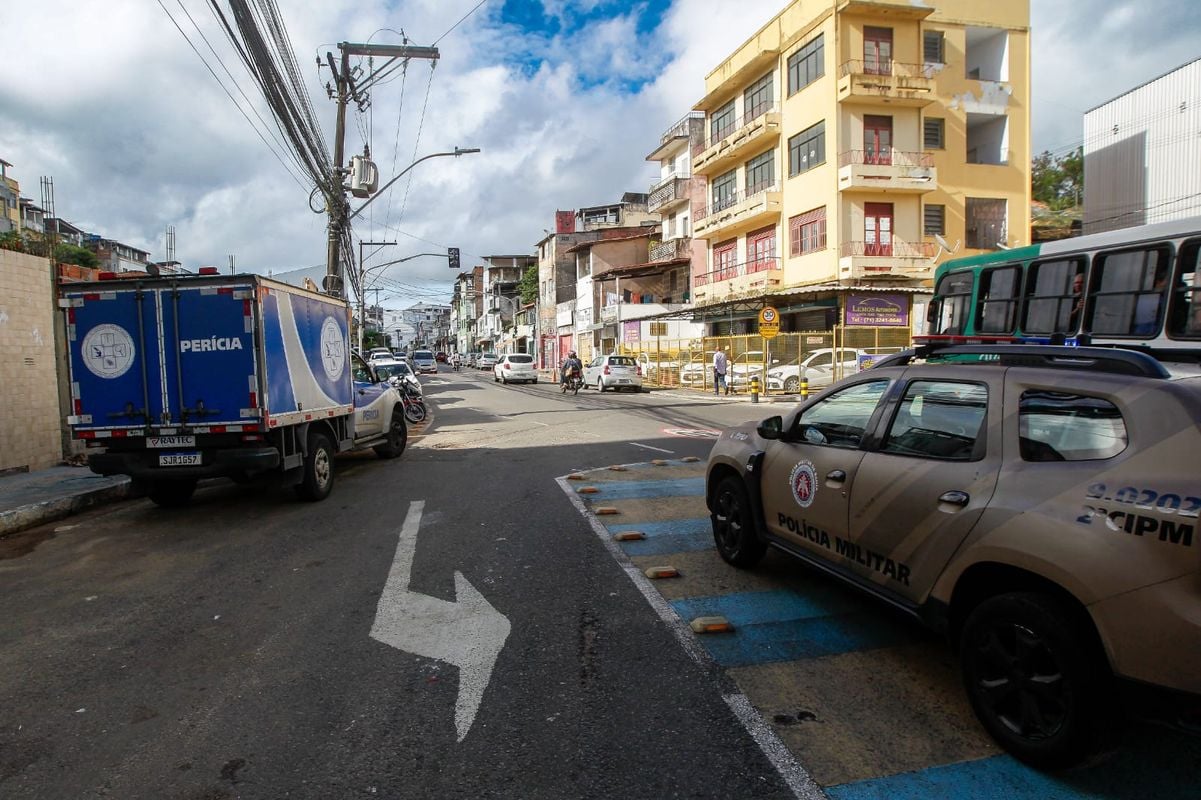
<box><xmin>960</xmin><ymin>592</ymin><xmax>1114</xmax><ymax>767</ymax></box>
<box><xmin>147</xmin><ymin>479</ymin><xmax>198</xmax><ymax>508</ymax></box>
<box><xmin>373</xmin><ymin>407</ymin><xmax>407</xmax><ymax>459</ymax></box>
<box><xmin>295</xmin><ymin>431</ymin><xmax>335</xmax><ymax>502</ymax></box>
<box><xmin>711</xmin><ymin>475</ymin><xmax>765</xmax><ymax>567</ymax></box>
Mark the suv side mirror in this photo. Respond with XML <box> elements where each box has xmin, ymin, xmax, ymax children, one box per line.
<box><xmin>757</xmin><ymin>416</ymin><xmax>784</xmax><ymax>440</ymax></box>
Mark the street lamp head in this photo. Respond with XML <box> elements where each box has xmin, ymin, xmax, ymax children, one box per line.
<box><xmin>455</xmin><ymin>147</ymin><xmax>481</xmax><ymax>156</ymax></box>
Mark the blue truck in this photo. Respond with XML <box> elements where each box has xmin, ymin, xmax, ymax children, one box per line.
<box><xmin>60</xmin><ymin>271</ymin><xmax>406</xmax><ymax>506</ymax></box>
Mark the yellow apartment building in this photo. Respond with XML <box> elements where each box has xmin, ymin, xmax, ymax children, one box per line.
<box><xmin>688</xmin><ymin>0</ymin><xmax>1030</xmax><ymax>334</ymax></box>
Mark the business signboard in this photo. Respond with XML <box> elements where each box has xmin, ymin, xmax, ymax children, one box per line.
<box><xmin>845</xmin><ymin>293</ymin><xmax>909</xmax><ymax>327</ymax></box>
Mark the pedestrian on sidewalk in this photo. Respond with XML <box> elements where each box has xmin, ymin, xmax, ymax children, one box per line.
<box><xmin>713</xmin><ymin>346</ymin><xmax>729</xmax><ymax>396</ymax></box>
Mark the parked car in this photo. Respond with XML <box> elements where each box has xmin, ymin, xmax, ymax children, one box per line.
<box><xmin>372</xmin><ymin>359</ymin><xmax>422</xmax><ymax>394</ymax></box>
<box><xmin>726</xmin><ymin>351</ymin><xmax>768</xmax><ymax>388</ymax></box>
<box><xmin>706</xmin><ymin>343</ymin><xmax>1201</xmax><ymax>767</ymax></box>
<box><xmin>467</xmin><ymin>353</ymin><xmax>480</xmax><ymax>368</ymax></box>
<box><xmin>411</xmin><ymin>349</ymin><xmax>438</xmax><ymax>374</ymax></box>
<box><xmin>435</xmin><ymin>352</ymin><xmax>448</xmax><ymax>363</ymax></box>
<box><xmin>766</xmin><ymin>347</ymin><xmax>870</xmax><ymax>393</ymax></box>
<box><xmin>493</xmin><ymin>353</ymin><xmax>538</xmax><ymax>384</ymax></box>
<box><xmin>367</xmin><ymin>347</ymin><xmax>393</xmax><ymax>364</ymax></box>
<box><xmin>478</xmin><ymin>353</ymin><xmax>498</xmax><ymax>370</ymax></box>
<box><xmin>678</xmin><ymin>351</ymin><xmax>714</xmax><ymax>387</ymax></box>
<box><xmin>584</xmin><ymin>354</ymin><xmax>642</xmax><ymax>392</ymax></box>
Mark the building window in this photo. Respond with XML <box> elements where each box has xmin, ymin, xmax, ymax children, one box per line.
<box><xmin>923</xmin><ymin>204</ymin><xmax>945</xmax><ymax>236</ymax></box>
<box><xmin>790</xmin><ymin>207</ymin><xmax>827</xmax><ymax>256</ymax></box>
<box><xmin>788</xmin><ymin>121</ymin><xmax>825</xmax><ymax>176</ymax></box>
<box><xmin>713</xmin><ymin>240</ymin><xmax>738</xmax><ymax>282</ymax></box>
<box><xmin>864</xmin><ymin>26</ymin><xmax>893</xmax><ymax>75</ymax></box>
<box><xmin>923</xmin><ymin>30</ymin><xmax>945</xmax><ymax>64</ymax></box>
<box><xmin>745</xmin><ymin>150</ymin><xmax>775</xmax><ymax>194</ymax></box>
<box><xmin>924</xmin><ymin>117</ymin><xmax>945</xmax><ymax>149</ymax></box>
<box><xmin>711</xmin><ymin>169</ymin><xmax>737</xmax><ymax>213</ymax></box>
<box><xmin>711</xmin><ymin>100</ymin><xmax>736</xmax><ymax>144</ymax></box>
<box><xmin>747</xmin><ymin>225</ymin><xmax>777</xmax><ymax>271</ymax></box>
<box><xmin>966</xmin><ymin>197</ymin><xmax>1007</xmax><ymax>250</ymax></box>
<box><xmin>744</xmin><ymin>72</ymin><xmax>774</xmax><ymax>121</ymax></box>
<box><xmin>787</xmin><ymin>34</ymin><xmax>824</xmax><ymax>95</ymax></box>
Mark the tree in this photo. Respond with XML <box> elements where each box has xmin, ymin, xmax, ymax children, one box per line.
<box><xmin>519</xmin><ymin>264</ymin><xmax>538</xmax><ymax>306</ymax></box>
<box><xmin>1031</xmin><ymin>147</ymin><xmax>1083</xmax><ymax>210</ymax></box>
<box><xmin>54</xmin><ymin>242</ymin><xmax>99</xmax><ymax>269</ymax></box>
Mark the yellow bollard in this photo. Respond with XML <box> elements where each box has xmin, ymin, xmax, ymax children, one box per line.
<box><xmin>800</xmin><ymin>375</ymin><xmax>809</xmax><ymax>400</ymax></box>
<box><xmin>750</xmin><ymin>375</ymin><xmax>760</xmax><ymax>404</ymax></box>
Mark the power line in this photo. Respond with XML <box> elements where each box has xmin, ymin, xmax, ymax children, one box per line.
<box><xmin>434</xmin><ymin>0</ymin><xmax>490</xmax><ymax>46</ymax></box>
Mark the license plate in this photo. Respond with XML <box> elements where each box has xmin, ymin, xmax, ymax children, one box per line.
<box><xmin>148</xmin><ymin>436</ymin><xmax>196</xmax><ymax>449</ymax></box>
<box><xmin>159</xmin><ymin>453</ymin><xmax>201</xmax><ymax>466</ymax></box>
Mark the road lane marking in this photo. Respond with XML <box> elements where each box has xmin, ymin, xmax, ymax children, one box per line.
<box><xmin>631</xmin><ymin>442</ymin><xmax>675</xmax><ymax>453</ymax></box>
<box><xmin>370</xmin><ymin>500</ymin><xmax>511</xmax><ymax>742</ymax></box>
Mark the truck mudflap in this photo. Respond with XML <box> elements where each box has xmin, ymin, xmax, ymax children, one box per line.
<box><xmin>87</xmin><ymin>446</ymin><xmax>280</xmax><ymax>481</ymax></box>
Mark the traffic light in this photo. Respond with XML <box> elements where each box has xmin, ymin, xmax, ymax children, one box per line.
<box><xmin>448</xmin><ymin>247</ymin><xmax>460</xmax><ymax>270</ymax></box>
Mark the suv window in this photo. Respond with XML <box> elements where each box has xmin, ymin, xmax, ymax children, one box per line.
<box><xmin>352</xmin><ymin>355</ymin><xmax>374</xmax><ymax>383</ymax></box>
<box><xmin>508</xmin><ymin>354</ymin><xmax>534</xmax><ymax>363</ymax></box>
<box><xmin>1019</xmin><ymin>390</ymin><xmax>1128</xmax><ymax>461</ymax></box>
<box><xmin>609</xmin><ymin>356</ymin><xmax>636</xmax><ymax>366</ymax></box>
<box><xmin>413</xmin><ymin>351</ymin><xmax>434</xmax><ymax>360</ymax></box>
<box><xmin>882</xmin><ymin>381</ymin><xmax>987</xmax><ymax>461</ymax></box>
<box><xmin>793</xmin><ymin>379</ymin><xmax>889</xmax><ymax>448</ymax></box>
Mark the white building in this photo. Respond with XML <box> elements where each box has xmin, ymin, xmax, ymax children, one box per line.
<box><xmin>1083</xmin><ymin>57</ymin><xmax>1201</xmax><ymax>233</ymax></box>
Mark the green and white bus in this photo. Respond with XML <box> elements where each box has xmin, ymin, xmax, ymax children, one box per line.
<box><xmin>924</xmin><ymin>216</ymin><xmax>1201</xmax><ymax>362</ymax></box>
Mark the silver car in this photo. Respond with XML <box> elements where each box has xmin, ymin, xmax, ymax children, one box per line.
<box><xmin>584</xmin><ymin>354</ymin><xmax>642</xmax><ymax>392</ymax></box>
<box><xmin>493</xmin><ymin>353</ymin><xmax>537</xmax><ymax>384</ymax></box>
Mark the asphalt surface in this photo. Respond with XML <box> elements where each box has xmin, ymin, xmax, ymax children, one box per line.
<box><xmin>0</xmin><ymin>367</ymin><xmax>789</xmax><ymax>800</ymax></box>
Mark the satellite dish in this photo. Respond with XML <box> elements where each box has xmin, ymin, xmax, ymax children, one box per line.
<box><xmin>933</xmin><ymin>233</ymin><xmax>952</xmax><ymax>251</ymax></box>
<box><xmin>930</xmin><ymin>233</ymin><xmax>961</xmax><ymax>265</ymax></box>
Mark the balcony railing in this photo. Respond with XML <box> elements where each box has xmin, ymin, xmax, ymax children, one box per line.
<box><xmin>648</xmin><ymin>175</ymin><xmax>690</xmax><ymax>212</ymax></box>
<box><xmin>692</xmin><ymin>104</ymin><xmax>779</xmax><ymax>156</ymax></box>
<box><xmin>838</xmin><ymin>149</ymin><xmax>933</xmax><ymax>168</ymax></box>
<box><xmin>839</xmin><ymin>240</ymin><xmax>936</xmax><ymax>259</ymax></box>
<box><xmin>658</xmin><ymin>111</ymin><xmax>704</xmax><ymax>146</ymax></box>
<box><xmin>693</xmin><ymin>181</ymin><xmax>779</xmax><ymax>223</ymax></box>
<box><xmin>694</xmin><ymin>256</ymin><xmax>781</xmax><ymax>287</ymax></box>
<box><xmin>649</xmin><ymin>237</ymin><xmax>691</xmax><ymax>263</ymax></box>
<box><xmin>838</xmin><ymin>60</ymin><xmax>934</xmax><ymax>80</ymax></box>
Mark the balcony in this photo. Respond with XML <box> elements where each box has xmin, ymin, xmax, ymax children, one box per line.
<box><xmin>649</xmin><ymin>237</ymin><xmax>692</xmax><ymax>263</ymax></box>
<box><xmin>692</xmin><ymin>183</ymin><xmax>782</xmax><ymax>239</ymax></box>
<box><xmin>599</xmin><ymin>301</ymin><xmax>690</xmax><ymax>325</ymax></box>
<box><xmin>837</xmin><ymin>149</ymin><xmax>937</xmax><ymax>193</ymax></box>
<box><xmin>647</xmin><ymin>111</ymin><xmax>703</xmax><ymax>161</ymax></box>
<box><xmin>648</xmin><ymin>175</ymin><xmax>691</xmax><ymax>214</ymax></box>
<box><xmin>692</xmin><ymin>257</ymin><xmax>784</xmax><ymax>305</ymax></box>
<box><xmin>837</xmin><ymin>60</ymin><xmax>935</xmax><ymax>107</ymax></box>
<box><xmin>838</xmin><ymin>239</ymin><xmax>937</xmax><ymax>280</ymax></box>
<box><xmin>692</xmin><ymin>105</ymin><xmax>781</xmax><ymax>176</ymax></box>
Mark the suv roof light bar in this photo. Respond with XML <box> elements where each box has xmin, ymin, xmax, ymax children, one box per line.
<box><xmin>875</xmin><ymin>345</ymin><xmax>1171</xmax><ymax>379</ymax></box>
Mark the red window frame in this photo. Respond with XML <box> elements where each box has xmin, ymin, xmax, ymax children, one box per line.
<box><xmin>865</xmin><ymin>202</ymin><xmax>893</xmax><ymax>256</ymax></box>
<box><xmin>790</xmin><ymin>207</ymin><xmax>827</xmax><ymax>256</ymax></box>
<box><xmin>747</xmin><ymin>225</ymin><xmax>777</xmax><ymax>272</ymax></box>
<box><xmin>713</xmin><ymin>240</ymin><xmax>738</xmax><ymax>282</ymax></box>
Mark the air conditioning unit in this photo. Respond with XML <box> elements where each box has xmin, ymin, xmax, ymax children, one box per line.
<box><xmin>349</xmin><ymin>156</ymin><xmax>378</xmax><ymax>198</ymax></box>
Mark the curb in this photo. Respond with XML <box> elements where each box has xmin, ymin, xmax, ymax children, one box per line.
<box><xmin>0</xmin><ymin>477</ymin><xmax>133</xmax><ymax>537</ymax></box>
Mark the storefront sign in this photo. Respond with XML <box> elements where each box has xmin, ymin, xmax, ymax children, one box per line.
<box><xmin>845</xmin><ymin>293</ymin><xmax>909</xmax><ymax>327</ymax></box>
<box><xmin>623</xmin><ymin>321</ymin><xmax>640</xmax><ymax>343</ymax></box>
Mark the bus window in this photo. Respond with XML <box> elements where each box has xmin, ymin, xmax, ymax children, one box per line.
<box><xmin>933</xmin><ymin>271</ymin><xmax>974</xmax><ymax>334</ymax></box>
<box><xmin>1167</xmin><ymin>239</ymin><xmax>1201</xmax><ymax>339</ymax></box>
<box><xmin>976</xmin><ymin>264</ymin><xmax>1021</xmax><ymax>334</ymax></box>
<box><xmin>1022</xmin><ymin>257</ymin><xmax>1086</xmax><ymax>334</ymax></box>
<box><xmin>1090</xmin><ymin>246</ymin><xmax>1171</xmax><ymax>337</ymax></box>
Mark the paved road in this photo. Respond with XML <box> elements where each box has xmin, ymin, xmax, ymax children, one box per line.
<box><xmin>0</xmin><ymin>367</ymin><xmax>789</xmax><ymax>800</ymax></box>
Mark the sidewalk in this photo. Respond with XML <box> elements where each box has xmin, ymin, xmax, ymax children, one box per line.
<box><xmin>0</xmin><ymin>465</ymin><xmax>132</xmax><ymax>537</ymax></box>
<box><xmin>535</xmin><ymin>369</ymin><xmax>797</xmax><ymax>404</ymax></box>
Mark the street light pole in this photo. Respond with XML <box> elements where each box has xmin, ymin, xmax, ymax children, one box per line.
<box><xmin>358</xmin><ymin>240</ymin><xmax>396</xmax><ymax>354</ymax></box>
<box><xmin>348</xmin><ymin>147</ymin><xmax>481</xmax><ymax>223</ymax></box>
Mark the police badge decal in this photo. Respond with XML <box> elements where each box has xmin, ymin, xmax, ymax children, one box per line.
<box><xmin>790</xmin><ymin>460</ymin><xmax>818</xmax><ymax>508</ymax></box>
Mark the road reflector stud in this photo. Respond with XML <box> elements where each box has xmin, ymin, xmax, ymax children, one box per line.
<box><xmin>567</xmin><ymin>474</ymin><xmax>586</xmax><ymax>481</ymax></box>
<box><xmin>595</xmin><ymin>507</ymin><xmax>620</xmax><ymax>516</ymax></box>
<box><xmin>690</xmin><ymin>616</ymin><xmax>734</xmax><ymax>634</ymax></box>
<box><xmin>613</xmin><ymin>531</ymin><xmax>645</xmax><ymax>541</ymax></box>
<box><xmin>644</xmin><ymin>566</ymin><xmax>679</xmax><ymax>579</ymax></box>
<box><xmin>681</xmin><ymin>456</ymin><xmax>701</xmax><ymax>463</ymax></box>
<box><xmin>578</xmin><ymin>486</ymin><xmax>600</xmax><ymax>494</ymax></box>
<box><xmin>651</xmin><ymin>459</ymin><xmax>669</xmax><ymax>466</ymax></box>
<box><xmin>608</xmin><ymin>465</ymin><xmax>628</xmax><ymax>472</ymax></box>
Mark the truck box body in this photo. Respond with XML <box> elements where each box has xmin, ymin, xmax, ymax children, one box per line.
<box><xmin>62</xmin><ymin>274</ymin><xmax>352</xmax><ymax>437</ymax></box>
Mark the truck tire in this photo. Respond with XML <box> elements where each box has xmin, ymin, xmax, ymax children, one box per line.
<box><xmin>147</xmin><ymin>479</ymin><xmax>198</xmax><ymax>508</ymax></box>
<box><xmin>960</xmin><ymin>591</ymin><xmax>1114</xmax><ymax>767</ymax></box>
<box><xmin>295</xmin><ymin>431</ymin><xmax>335</xmax><ymax>502</ymax></box>
<box><xmin>373</xmin><ymin>407</ymin><xmax>407</xmax><ymax>459</ymax></box>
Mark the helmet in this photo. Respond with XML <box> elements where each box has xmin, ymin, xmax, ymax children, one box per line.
<box><xmin>569</xmin><ymin>351</ymin><xmax>576</xmax><ymax>357</ymax></box>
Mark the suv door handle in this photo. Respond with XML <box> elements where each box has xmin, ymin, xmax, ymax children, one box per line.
<box><xmin>827</xmin><ymin>469</ymin><xmax>846</xmax><ymax>482</ymax></box>
<box><xmin>939</xmin><ymin>490</ymin><xmax>970</xmax><ymax>507</ymax></box>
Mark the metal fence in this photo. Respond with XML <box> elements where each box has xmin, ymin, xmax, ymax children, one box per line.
<box><xmin>617</xmin><ymin>327</ymin><xmax>912</xmax><ymax>394</ymax></box>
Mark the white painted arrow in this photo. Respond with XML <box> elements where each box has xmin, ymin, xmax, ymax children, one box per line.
<box><xmin>370</xmin><ymin>500</ymin><xmax>511</xmax><ymax>742</ymax></box>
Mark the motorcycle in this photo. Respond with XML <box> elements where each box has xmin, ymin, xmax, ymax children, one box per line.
<box><xmin>560</xmin><ymin>366</ymin><xmax>583</xmax><ymax>395</ymax></box>
<box><xmin>389</xmin><ymin>376</ymin><xmax>428</xmax><ymax>423</ymax></box>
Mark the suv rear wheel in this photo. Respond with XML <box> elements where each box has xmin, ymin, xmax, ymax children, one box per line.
<box><xmin>960</xmin><ymin>592</ymin><xmax>1114</xmax><ymax>767</ymax></box>
<box><xmin>711</xmin><ymin>475</ymin><xmax>765</xmax><ymax>567</ymax></box>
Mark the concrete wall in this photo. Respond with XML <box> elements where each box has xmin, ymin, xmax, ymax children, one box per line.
<box><xmin>0</xmin><ymin>249</ymin><xmax>64</xmax><ymax>472</ymax></box>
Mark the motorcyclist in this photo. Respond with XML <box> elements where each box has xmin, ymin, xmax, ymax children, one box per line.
<box><xmin>560</xmin><ymin>350</ymin><xmax>583</xmax><ymax>388</ymax></box>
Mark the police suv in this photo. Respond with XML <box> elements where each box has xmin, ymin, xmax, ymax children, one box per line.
<box><xmin>706</xmin><ymin>344</ymin><xmax>1200</xmax><ymax>766</ymax></box>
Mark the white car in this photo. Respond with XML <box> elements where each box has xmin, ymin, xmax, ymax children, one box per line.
<box><xmin>478</xmin><ymin>353</ymin><xmax>498</xmax><ymax>370</ymax></box>
<box><xmin>493</xmin><ymin>353</ymin><xmax>537</xmax><ymax>384</ymax></box>
<box><xmin>372</xmin><ymin>359</ymin><xmax>422</xmax><ymax>394</ymax></box>
<box><xmin>411</xmin><ymin>349</ymin><xmax>439</xmax><ymax>374</ymax></box>
<box><xmin>584</xmin><ymin>354</ymin><xmax>642</xmax><ymax>392</ymax></box>
<box><xmin>766</xmin><ymin>347</ymin><xmax>869</xmax><ymax>393</ymax></box>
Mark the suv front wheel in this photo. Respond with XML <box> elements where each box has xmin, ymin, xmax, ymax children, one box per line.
<box><xmin>960</xmin><ymin>592</ymin><xmax>1114</xmax><ymax>767</ymax></box>
<box><xmin>711</xmin><ymin>475</ymin><xmax>765</xmax><ymax>567</ymax></box>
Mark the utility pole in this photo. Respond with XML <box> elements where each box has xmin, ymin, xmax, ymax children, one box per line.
<box><xmin>357</xmin><ymin>240</ymin><xmax>396</xmax><ymax>353</ymax></box>
<box><xmin>324</xmin><ymin>42</ymin><xmax>439</xmax><ymax>297</ymax></box>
